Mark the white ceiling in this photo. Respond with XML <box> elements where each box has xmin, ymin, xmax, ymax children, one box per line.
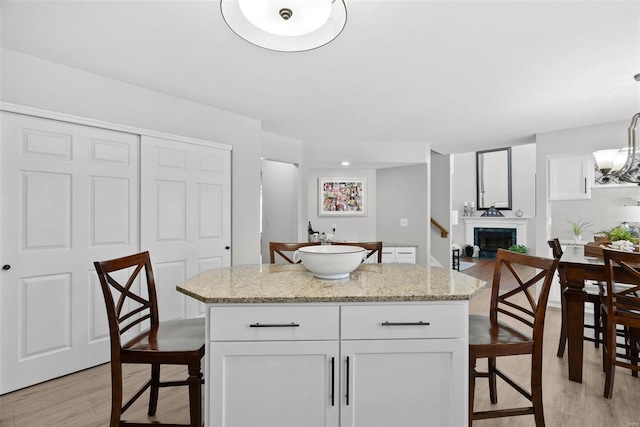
<box><xmin>2</xmin><ymin>0</ymin><xmax>639</xmax><ymax>154</ymax></box>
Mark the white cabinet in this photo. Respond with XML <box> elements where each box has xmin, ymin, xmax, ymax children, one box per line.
<box><xmin>341</xmin><ymin>339</ymin><xmax>465</xmax><ymax>427</ymax></box>
<box><xmin>210</xmin><ymin>341</ymin><xmax>339</xmax><ymax>427</ymax></box>
<box><xmin>381</xmin><ymin>246</ymin><xmax>416</xmax><ymax>264</ymax></box>
<box><xmin>207</xmin><ymin>302</ymin><xmax>468</xmax><ymax>427</ymax></box>
<box><xmin>548</xmin><ymin>154</ymin><xmax>593</xmax><ymax>200</ymax></box>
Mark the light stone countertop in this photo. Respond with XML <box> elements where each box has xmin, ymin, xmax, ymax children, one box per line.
<box><xmin>177</xmin><ymin>263</ymin><xmax>486</xmax><ymax>304</ymax></box>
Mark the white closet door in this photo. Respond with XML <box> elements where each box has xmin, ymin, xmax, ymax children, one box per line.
<box><xmin>140</xmin><ymin>136</ymin><xmax>231</xmax><ymax>320</ymax></box>
<box><xmin>0</xmin><ymin>112</ymin><xmax>139</xmax><ymax>393</ymax></box>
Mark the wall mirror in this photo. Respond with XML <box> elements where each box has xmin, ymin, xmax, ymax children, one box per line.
<box><xmin>476</xmin><ymin>147</ymin><xmax>512</xmax><ymax>210</ymax></box>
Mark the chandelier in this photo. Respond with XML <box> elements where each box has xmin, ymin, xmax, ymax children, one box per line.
<box><xmin>220</xmin><ymin>0</ymin><xmax>347</xmax><ymax>52</ymax></box>
<box><xmin>593</xmin><ymin>74</ymin><xmax>640</xmax><ymax>184</ymax></box>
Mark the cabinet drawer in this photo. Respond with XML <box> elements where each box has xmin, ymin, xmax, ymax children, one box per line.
<box><xmin>341</xmin><ymin>304</ymin><xmax>465</xmax><ymax>340</ymax></box>
<box><xmin>210</xmin><ymin>305</ymin><xmax>339</xmax><ymax>341</ymax></box>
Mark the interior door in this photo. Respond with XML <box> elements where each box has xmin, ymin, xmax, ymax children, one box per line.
<box><xmin>140</xmin><ymin>136</ymin><xmax>231</xmax><ymax>320</ymax></box>
<box><xmin>0</xmin><ymin>112</ymin><xmax>140</xmax><ymax>393</ymax></box>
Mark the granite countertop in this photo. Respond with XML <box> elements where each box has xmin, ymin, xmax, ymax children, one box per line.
<box><xmin>177</xmin><ymin>263</ymin><xmax>486</xmax><ymax>304</ymax></box>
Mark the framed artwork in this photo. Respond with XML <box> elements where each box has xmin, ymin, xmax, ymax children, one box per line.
<box><xmin>318</xmin><ymin>178</ymin><xmax>366</xmax><ymax>216</ymax></box>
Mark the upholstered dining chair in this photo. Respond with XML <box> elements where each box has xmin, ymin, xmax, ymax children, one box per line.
<box><xmin>269</xmin><ymin>241</ymin><xmax>322</xmax><ymax>263</ymax></box>
<box><xmin>601</xmin><ymin>248</ymin><xmax>640</xmax><ymax>398</ymax></box>
<box><xmin>547</xmin><ymin>238</ymin><xmax>604</xmax><ymax>356</ymax></box>
<box><xmin>469</xmin><ymin>248</ymin><xmax>558</xmax><ymax>427</ymax></box>
<box><xmin>332</xmin><ymin>241</ymin><xmax>383</xmax><ymax>263</ymax></box>
<box><xmin>94</xmin><ymin>251</ymin><xmax>205</xmax><ymax>427</ymax></box>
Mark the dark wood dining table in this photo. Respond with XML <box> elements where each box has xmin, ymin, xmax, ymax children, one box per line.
<box><xmin>559</xmin><ymin>243</ymin><xmax>637</xmax><ymax>383</ymax></box>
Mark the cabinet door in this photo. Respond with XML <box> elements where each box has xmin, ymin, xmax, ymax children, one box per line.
<box><xmin>381</xmin><ymin>247</ymin><xmax>396</xmax><ymax>263</ymax></box>
<box><xmin>548</xmin><ymin>154</ymin><xmax>592</xmax><ymax>200</ymax></box>
<box><xmin>209</xmin><ymin>341</ymin><xmax>339</xmax><ymax>427</ymax></box>
<box><xmin>341</xmin><ymin>339</ymin><xmax>466</xmax><ymax>427</ymax></box>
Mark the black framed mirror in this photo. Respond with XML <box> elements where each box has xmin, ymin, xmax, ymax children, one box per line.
<box><xmin>476</xmin><ymin>147</ymin><xmax>512</xmax><ymax>210</ymax></box>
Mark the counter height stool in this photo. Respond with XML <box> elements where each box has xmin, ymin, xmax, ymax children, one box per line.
<box><xmin>602</xmin><ymin>248</ymin><xmax>640</xmax><ymax>398</ymax></box>
<box><xmin>94</xmin><ymin>251</ymin><xmax>205</xmax><ymax>427</ymax></box>
<box><xmin>332</xmin><ymin>241</ymin><xmax>383</xmax><ymax>263</ymax></box>
<box><xmin>269</xmin><ymin>241</ymin><xmax>321</xmax><ymax>264</ymax></box>
<box><xmin>548</xmin><ymin>238</ymin><xmax>604</xmax><ymax>357</ymax></box>
<box><xmin>469</xmin><ymin>249</ymin><xmax>558</xmax><ymax>427</ymax></box>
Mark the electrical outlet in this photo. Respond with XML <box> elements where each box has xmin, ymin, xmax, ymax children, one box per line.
<box><xmin>400</xmin><ymin>218</ymin><xmax>408</xmax><ymax>227</ymax></box>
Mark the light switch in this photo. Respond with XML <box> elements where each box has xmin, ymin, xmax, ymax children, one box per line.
<box><xmin>400</xmin><ymin>218</ymin><xmax>408</xmax><ymax>226</ymax></box>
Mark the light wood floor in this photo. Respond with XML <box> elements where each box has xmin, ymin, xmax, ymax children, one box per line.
<box><xmin>1</xmin><ymin>259</ymin><xmax>639</xmax><ymax>426</ymax></box>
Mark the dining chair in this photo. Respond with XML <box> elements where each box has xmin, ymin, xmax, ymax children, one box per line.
<box><xmin>601</xmin><ymin>248</ymin><xmax>640</xmax><ymax>398</ymax></box>
<box><xmin>469</xmin><ymin>248</ymin><xmax>558</xmax><ymax>427</ymax></box>
<box><xmin>332</xmin><ymin>241</ymin><xmax>383</xmax><ymax>263</ymax></box>
<box><xmin>547</xmin><ymin>238</ymin><xmax>604</xmax><ymax>357</ymax></box>
<box><xmin>94</xmin><ymin>251</ymin><xmax>205</xmax><ymax>427</ymax></box>
<box><xmin>269</xmin><ymin>241</ymin><xmax>322</xmax><ymax>263</ymax></box>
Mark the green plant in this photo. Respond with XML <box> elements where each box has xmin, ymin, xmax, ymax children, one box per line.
<box><xmin>508</xmin><ymin>244</ymin><xmax>528</xmax><ymax>254</ymax></box>
<box><xmin>567</xmin><ymin>218</ymin><xmax>592</xmax><ymax>236</ymax></box>
<box><xmin>605</xmin><ymin>225</ymin><xmax>639</xmax><ymax>244</ymax></box>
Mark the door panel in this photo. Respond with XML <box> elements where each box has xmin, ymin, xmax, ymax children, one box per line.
<box><xmin>1</xmin><ymin>112</ymin><xmax>140</xmax><ymax>393</ymax></box>
<box><xmin>141</xmin><ymin>136</ymin><xmax>231</xmax><ymax>320</ymax></box>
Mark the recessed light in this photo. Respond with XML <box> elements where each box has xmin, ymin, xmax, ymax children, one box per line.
<box><xmin>341</xmin><ymin>161</ymin><xmax>350</xmax><ymax>166</ymax></box>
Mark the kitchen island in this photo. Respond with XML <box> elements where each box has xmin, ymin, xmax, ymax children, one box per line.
<box><xmin>178</xmin><ymin>263</ymin><xmax>485</xmax><ymax>427</ymax></box>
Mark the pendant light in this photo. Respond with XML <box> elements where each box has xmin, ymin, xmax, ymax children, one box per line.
<box><xmin>593</xmin><ymin>74</ymin><xmax>640</xmax><ymax>184</ymax></box>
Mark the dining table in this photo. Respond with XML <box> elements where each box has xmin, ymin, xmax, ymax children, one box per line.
<box><xmin>559</xmin><ymin>242</ymin><xmax>637</xmax><ymax>383</ymax></box>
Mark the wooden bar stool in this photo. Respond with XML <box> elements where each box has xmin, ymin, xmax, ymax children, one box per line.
<box><xmin>94</xmin><ymin>251</ymin><xmax>205</xmax><ymax>427</ymax></box>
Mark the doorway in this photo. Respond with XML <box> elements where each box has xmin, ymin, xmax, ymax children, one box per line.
<box><xmin>261</xmin><ymin>160</ymin><xmax>300</xmax><ymax>263</ymax></box>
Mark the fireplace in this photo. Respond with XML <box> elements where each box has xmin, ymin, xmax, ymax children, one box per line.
<box><xmin>474</xmin><ymin>227</ymin><xmax>517</xmax><ymax>259</ymax></box>
<box><xmin>463</xmin><ymin>217</ymin><xmax>529</xmax><ymax>257</ymax></box>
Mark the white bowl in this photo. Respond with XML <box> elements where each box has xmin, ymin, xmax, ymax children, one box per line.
<box><xmin>294</xmin><ymin>245</ymin><xmax>366</xmax><ymax>280</ymax></box>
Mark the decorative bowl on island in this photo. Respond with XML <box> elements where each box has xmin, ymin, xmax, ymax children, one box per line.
<box><xmin>294</xmin><ymin>245</ymin><xmax>366</xmax><ymax>280</ymax></box>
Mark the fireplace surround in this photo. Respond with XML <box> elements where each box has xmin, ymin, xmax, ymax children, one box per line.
<box><xmin>463</xmin><ymin>217</ymin><xmax>530</xmax><ymax>258</ymax></box>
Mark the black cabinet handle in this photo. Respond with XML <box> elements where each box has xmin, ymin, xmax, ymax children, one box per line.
<box><xmin>225</xmin><ymin>246</ymin><xmax>230</xmax><ymax>250</ymax></box>
<box><xmin>249</xmin><ymin>322</ymin><xmax>300</xmax><ymax>328</ymax></box>
<box><xmin>345</xmin><ymin>356</ymin><xmax>350</xmax><ymax>406</ymax></box>
<box><xmin>2</xmin><ymin>265</ymin><xmax>10</xmax><ymax>271</ymax></box>
<box><xmin>330</xmin><ymin>357</ymin><xmax>335</xmax><ymax>407</ymax></box>
<box><xmin>381</xmin><ymin>321</ymin><xmax>430</xmax><ymax>326</ymax></box>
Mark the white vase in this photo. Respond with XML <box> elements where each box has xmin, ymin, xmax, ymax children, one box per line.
<box><xmin>574</xmin><ymin>235</ymin><xmax>582</xmax><ymax>243</ymax></box>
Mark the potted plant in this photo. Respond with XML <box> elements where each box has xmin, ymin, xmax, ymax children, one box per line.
<box><xmin>508</xmin><ymin>244</ymin><xmax>528</xmax><ymax>254</ymax></box>
<box><xmin>568</xmin><ymin>218</ymin><xmax>592</xmax><ymax>243</ymax></box>
<box><xmin>602</xmin><ymin>224</ymin><xmax>639</xmax><ymax>244</ymax></box>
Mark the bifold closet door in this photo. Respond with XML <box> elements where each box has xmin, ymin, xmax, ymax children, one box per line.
<box><xmin>140</xmin><ymin>135</ymin><xmax>231</xmax><ymax>320</ymax></box>
<box><xmin>0</xmin><ymin>112</ymin><xmax>140</xmax><ymax>393</ymax></box>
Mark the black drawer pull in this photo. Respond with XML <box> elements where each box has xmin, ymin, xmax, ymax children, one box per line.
<box><xmin>381</xmin><ymin>321</ymin><xmax>430</xmax><ymax>326</ymax></box>
<box><xmin>249</xmin><ymin>322</ymin><xmax>300</xmax><ymax>328</ymax></box>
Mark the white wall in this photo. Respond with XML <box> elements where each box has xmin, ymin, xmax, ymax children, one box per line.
<box><xmin>451</xmin><ymin>143</ymin><xmax>536</xmax><ymax>250</ymax></box>
<box><xmin>377</xmin><ymin>164</ymin><xmax>430</xmax><ymax>265</ymax></box>
<box><xmin>535</xmin><ymin>119</ymin><xmax>638</xmax><ymax>255</ymax></box>
<box><xmin>1</xmin><ymin>48</ymin><xmax>262</xmax><ymax>264</ymax></box>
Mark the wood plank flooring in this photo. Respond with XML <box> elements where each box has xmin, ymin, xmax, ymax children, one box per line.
<box><xmin>1</xmin><ymin>258</ymin><xmax>639</xmax><ymax>426</ymax></box>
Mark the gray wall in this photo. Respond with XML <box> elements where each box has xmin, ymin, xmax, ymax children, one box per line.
<box><xmin>1</xmin><ymin>48</ymin><xmax>262</xmax><ymax>265</ymax></box>
<box><xmin>535</xmin><ymin>119</ymin><xmax>638</xmax><ymax>256</ymax></box>
<box><xmin>430</xmin><ymin>152</ymin><xmax>451</xmax><ymax>267</ymax></box>
<box><xmin>377</xmin><ymin>164</ymin><xmax>430</xmax><ymax>265</ymax></box>
<box><xmin>261</xmin><ymin>160</ymin><xmax>299</xmax><ymax>263</ymax></box>
<box><xmin>306</xmin><ymin>169</ymin><xmax>378</xmax><ymax>242</ymax></box>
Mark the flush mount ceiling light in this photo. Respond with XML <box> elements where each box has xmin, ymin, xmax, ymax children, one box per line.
<box><xmin>593</xmin><ymin>74</ymin><xmax>640</xmax><ymax>184</ymax></box>
<box><xmin>220</xmin><ymin>0</ymin><xmax>347</xmax><ymax>52</ymax></box>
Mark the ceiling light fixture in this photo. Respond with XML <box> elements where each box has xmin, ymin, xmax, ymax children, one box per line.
<box><xmin>593</xmin><ymin>74</ymin><xmax>640</xmax><ymax>184</ymax></box>
<box><xmin>341</xmin><ymin>161</ymin><xmax>350</xmax><ymax>166</ymax></box>
<box><xmin>220</xmin><ymin>0</ymin><xmax>347</xmax><ymax>52</ymax></box>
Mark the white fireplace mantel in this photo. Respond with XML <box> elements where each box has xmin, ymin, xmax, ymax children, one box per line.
<box><xmin>463</xmin><ymin>216</ymin><xmax>531</xmax><ymax>247</ymax></box>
